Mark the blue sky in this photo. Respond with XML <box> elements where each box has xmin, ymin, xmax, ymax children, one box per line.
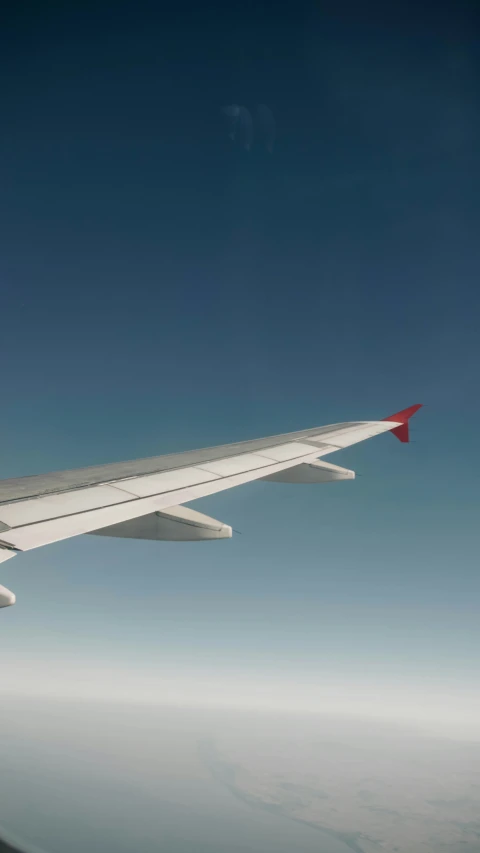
<box><xmin>1</xmin><ymin>0</ymin><xmax>479</xmax><ymax>733</ymax></box>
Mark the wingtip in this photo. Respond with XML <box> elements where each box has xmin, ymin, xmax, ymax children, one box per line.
<box><xmin>383</xmin><ymin>404</ymin><xmax>423</xmax><ymax>424</ymax></box>
<box><xmin>382</xmin><ymin>404</ymin><xmax>422</xmax><ymax>443</ymax></box>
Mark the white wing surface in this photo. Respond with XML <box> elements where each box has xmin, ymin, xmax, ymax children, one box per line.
<box><xmin>0</xmin><ymin>405</ymin><xmax>421</xmax><ymax>605</ymax></box>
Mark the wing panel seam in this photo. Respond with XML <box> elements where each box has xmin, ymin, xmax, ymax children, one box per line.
<box><xmin>1</xmin><ymin>458</ymin><xmax>291</xmax><ymax>531</ymax></box>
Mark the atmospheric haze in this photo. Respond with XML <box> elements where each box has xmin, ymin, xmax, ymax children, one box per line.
<box><xmin>1</xmin><ymin>657</ymin><xmax>480</xmax><ymax>741</ymax></box>
<box><xmin>1</xmin><ymin>698</ymin><xmax>480</xmax><ymax>853</ymax></box>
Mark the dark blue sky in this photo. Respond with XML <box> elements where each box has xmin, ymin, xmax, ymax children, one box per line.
<box><xmin>1</xmin><ymin>0</ymin><xmax>479</xmax><ymax>722</ymax></box>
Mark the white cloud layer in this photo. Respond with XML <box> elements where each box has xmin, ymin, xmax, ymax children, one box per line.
<box><xmin>2</xmin><ymin>655</ymin><xmax>479</xmax><ymax>740</ymax></box>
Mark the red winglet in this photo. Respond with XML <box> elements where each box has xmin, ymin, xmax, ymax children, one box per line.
<box><xmin>382</xmin><ymin>404</ymin><xmax>422</xmax><ymax>443</ymax></box>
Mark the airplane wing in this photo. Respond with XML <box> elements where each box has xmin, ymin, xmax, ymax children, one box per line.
<box><xmin>0</xmin><ymin>405</ymin><xmax>421</xmax><ymax>606</ymax></box>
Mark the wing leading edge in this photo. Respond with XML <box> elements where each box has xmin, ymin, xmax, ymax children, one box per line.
<box><xmin>0</xmin><ymin>405</ymin><xmax>422</xmax><ymax>605</ymax></box>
